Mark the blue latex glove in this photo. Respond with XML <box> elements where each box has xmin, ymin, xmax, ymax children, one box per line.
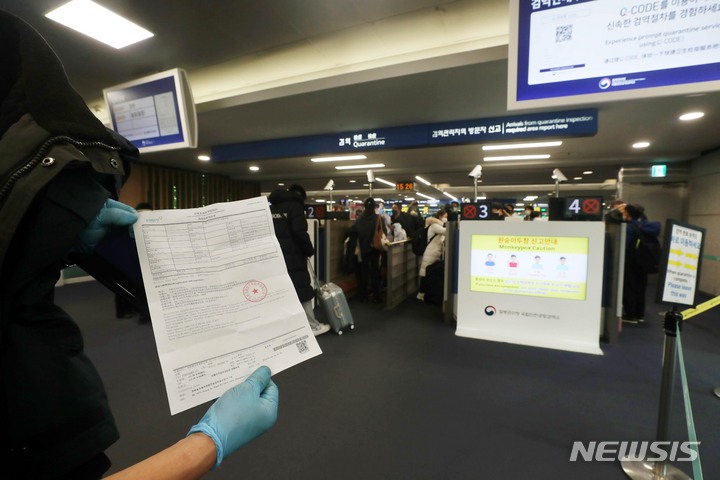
<box><xmin>188</xmin><ymin>366</ymin><xmax>279</xmax><ymax>468</ymax></box>
<box><xmin>75</xmin><ymin>199</ymin><xmax>138</xmax><ymax>253</ymax></box>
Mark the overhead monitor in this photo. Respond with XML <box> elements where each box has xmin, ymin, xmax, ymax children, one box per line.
<box><xmin>508</xmin><ymin>0</ymin><xmax>720</xmax><ymax>110</ymax></box>
<box><xmin>104</xmin><ymin>68</ymin><xmax>197</xmax><ymax>153</ymax></box>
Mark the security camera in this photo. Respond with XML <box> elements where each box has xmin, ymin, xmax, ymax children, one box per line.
<box><xmin>323</xmin><ymin>179</ymin><xmax>335</xmax><ymax>190</ymax></box>
<box><xmin>366</xmin><ymin>169</ymin><xmax>375</xmax><ymax>183</ymax></box>
<box><xmin>468</xmin><ymin>165</ymin><xmax>482</xmax><ymax>178</ymax></box>
<box><xmin>552</xmin><ymin>168</ymin><xmax>567</xmax><ymax>182</ymax></box>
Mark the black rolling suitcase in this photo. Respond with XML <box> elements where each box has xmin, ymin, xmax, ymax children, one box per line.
<box><xmin>423</xmin><ymin>260</ymin><xmax>445</xmax><ymax>305</ymax></box>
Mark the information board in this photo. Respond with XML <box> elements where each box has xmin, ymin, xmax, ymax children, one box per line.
<box><xmin>460</xmin><ymin>202</ymin><xmax>495</xmax><ymax>221</ymax></box>
<box><xmin>457</xmin><ymin>221</ymin><xmax>605</xmax><ymax>355</ymax></box>
<box><xmin>656</xmin><ymin>220</ymin><xmax>706</xmax><ymax>307</ymax></box>
<box><xmin>508</xmin><ymin>0</ymin><xmax>720</xmax><ymax>109</ymax></box>
<box><xmin>104</xmin><ymin>68</ymin><xmax>197</xmax><ymax>153</ymax></box>
<box><xmin>549</xmin><ymin>196</ymin><xmax>604</xmax><ymax>221</ymax></box>
<box><xmin>306</xmin><ymin>204</ymin><xmax>327</xmax><ymax>220</ymax></box>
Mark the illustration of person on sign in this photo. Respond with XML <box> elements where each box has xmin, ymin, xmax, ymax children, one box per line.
<box><xmin>485</xmin><ymin>253</ymin><xmax>496</xmax><ymax>267</ymax></box>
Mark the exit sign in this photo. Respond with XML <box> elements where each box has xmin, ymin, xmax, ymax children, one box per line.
<box><xmin>651</xmin><ymin>165</ymin><xmax>667</xmax><ymax>177</ymax></box>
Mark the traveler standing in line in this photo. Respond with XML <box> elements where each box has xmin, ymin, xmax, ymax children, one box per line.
<box><xmin>417</xmin><ymin>209</ymin><xmax>448</xmax><ymax>301</ymax></box>
<box><xmin>377</xmin><ymin>200</ymin><xmax>393</xmax><ymax>240</ymax></box>
<box><xmin>407</xmin><ymin>201</ymin><xmax>425</xmax><ymax>234</ymax></box>
<box><xmin>622</xmin><ymin>203</ymin><xmax>661</xmax><ymax>323</ymax></box>
<box><xmin>355</xmin><ymin>198</ymin><xmax>385</xmax><ymax>303</ymax></box>
<box><xmin>448</xmin><ymin>201</ymin><xmax>460</xmax><ymax>221</ymax></box>
<box><xmin>391</xmin><ymin>202</ymin><xmax>417</xmax><ymax>239</ymax></box>
<box><xmin>1</xmin><ymin>10</ymin><xmax>277</xmax><ymax>478</ymax></box>
<box><xmin>269</xmin><ymin>184</ymin><xmax>331</xmax><ymax>336</ymax></box>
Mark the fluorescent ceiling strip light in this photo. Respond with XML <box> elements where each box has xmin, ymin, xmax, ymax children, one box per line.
<box><xmin>415</xmin><ymin>175</ymin><xmax>431</xmax><ymax>186</ymax></box>
<box><xmin>443</xmin><ymin>192</ymin><xmax>458</xmax><ymax>201</ymax></box>
<box><xmin>484</xmin><ymin>154</ymin><xmax>551</xmax><ymax>161</ymax></box>
<box><xmin>335</xmin><ymin>163</ymin><xmax>385</xmax><ymax>170</ymax></box>
<box><xmin>311</xmin><ymin>154</ymin><xmax>367</xmax><ymax>162</ymax></box>
<box><xmin>416</xmin><ymin>192</ymin><xmax>437</xmax><ymax>202</ymax></box>
<box><xmin>482</xmin><ymin>141</ymin><xmax>562</xmax><ymax>151</ymax></box>
<box><xmin>45</xmin><ymin>0</ymin><xmax>154</xmax><ymax>49</ymax></box>
<box><xmin>374</xmin><ymin>177</ymin><xmax>396</xmax><ymax>187</ymax></box>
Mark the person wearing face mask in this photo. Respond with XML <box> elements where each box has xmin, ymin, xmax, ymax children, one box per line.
<box><xmin>447</xmin><ymin>201</ymin><xmax>460</xmax><ymax>221</ymax></box>
<box><xmin>390</xmin><ymin>202</ymin><xmax>417</xmax><ymax>239</ymax></box>
<box><xmin>416</xmin><ymin>208</ymin><xmax>449</xmax><ymax>301</ymax></box>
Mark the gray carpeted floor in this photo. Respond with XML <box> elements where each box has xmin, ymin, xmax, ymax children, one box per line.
<box><xmin>55</xmin><ymin>280</ymin><xmax>720</xmax><ymax>479</ymax></box>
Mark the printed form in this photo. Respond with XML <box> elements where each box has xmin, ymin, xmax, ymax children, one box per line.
<box><xmin>133</xmin><ymin>196</ymin><xmax>322</xmax><ymax>414</ymax></box>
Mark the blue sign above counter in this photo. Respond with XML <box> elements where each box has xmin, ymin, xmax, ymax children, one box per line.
<box><xmin>212</xmin><ymin>108</ymin><xmax>598</xmax><ymax>163</ymax></box>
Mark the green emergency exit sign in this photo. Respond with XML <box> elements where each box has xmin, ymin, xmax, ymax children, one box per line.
<box><xmin>651</xmin><ymin>165</ymin><xmax>667</xmax><ymax>177</ymax></box>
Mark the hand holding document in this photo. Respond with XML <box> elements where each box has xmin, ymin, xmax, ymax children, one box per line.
<box><xmin>133</xmin><ymin>196</ymin><xmax>322</xmax><ymax>414</ymax></box>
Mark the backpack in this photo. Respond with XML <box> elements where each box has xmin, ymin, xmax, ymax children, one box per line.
<box><xmin>630</xmin><ymin>224</ymin><xmax>662</xmax><ymax>274</ymax></box>
<box><xmin>411</xmin><ymin>226</ymin><xmax>436</xmax><ymax>256</ymax></box>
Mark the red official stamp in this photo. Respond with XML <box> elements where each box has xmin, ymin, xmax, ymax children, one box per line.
<box><xmin>243</xmin><ymin>280</ymin><xmax>267</xmax><ymax>302</ymax></box>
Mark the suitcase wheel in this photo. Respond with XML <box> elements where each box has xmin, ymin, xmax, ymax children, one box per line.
<box><xmin>337</xmin><ymin>329</ymin><xmax>343</xmax><ymax>335</ymax></box>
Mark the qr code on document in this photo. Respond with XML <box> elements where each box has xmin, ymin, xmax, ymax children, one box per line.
<box><xmin>556</xmin><ymin>24</ymin><xmax>572</xmax><ymax>42</ymax></box>
<box><xmin>296</xmin><ymin>340</ymin><xmax>309</xmax><ymax>354</ymax></box>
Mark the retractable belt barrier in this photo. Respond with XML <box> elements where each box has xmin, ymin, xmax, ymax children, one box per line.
<box><xmin>681</xmin><ymin>294</ymin><xmax>720</xmax><ymax>321</ymax></box>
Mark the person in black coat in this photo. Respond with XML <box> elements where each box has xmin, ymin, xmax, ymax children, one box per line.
<box><xmin>269</xmin><ymin>185</ymin><xmax>330</xmax><ymax>335</ymax></box>
<box><xmin>355</xmin><ymin>197</ymin><xmax>386</xmax><ymax>303</ymax></box>
<box><xmin>0</xmin><ymin>11</ymin><xmax>277</xmax><ymax>479</ymax></box>
<box><xmin>390</xmin><ymin>202</ymin><xmax>418</xmax><ymax>239</ymax></box>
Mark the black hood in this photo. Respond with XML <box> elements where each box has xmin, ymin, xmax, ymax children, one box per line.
<box><xmin>269</xmin><ymin>188</ymin><xmax>304</xmax><ymax>206</ymax></box>
<box><xmin>0</xmin><ymin>10</ymin><xmax>113</xmax><ymax>143</ymax></box>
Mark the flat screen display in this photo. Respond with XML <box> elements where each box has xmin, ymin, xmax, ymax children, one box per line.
<box><xmin>470</xmin><ymin>234</ymin><xmax>589</xmax><ymax>300</ymax></box>
<box><xmin>104</xmin><ymin>68</ymin><xmax>197</xmax><ymax>153</ymax></box>
<box><xmin>508</xmin><ymin>0</ymin><xmax>720</xmax><ymax>109</ymax></box>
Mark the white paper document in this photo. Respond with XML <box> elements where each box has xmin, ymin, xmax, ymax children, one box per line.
<box><xmin>133</xmin><ymin>196</ymin><xmax>322</xmax><ymax>414</ymax></box>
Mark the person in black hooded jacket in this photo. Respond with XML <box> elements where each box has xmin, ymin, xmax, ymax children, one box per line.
<box><xmin>0</xmin><ymin>10</ymin><xmax>278</xmax><ymax>479</ymax></box>
<box><xmin>269</xmin><ymin>185</ymin><xmax>330</xmax><ymax>336</ymax></box>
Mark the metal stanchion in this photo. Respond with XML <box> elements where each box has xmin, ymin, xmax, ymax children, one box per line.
<box><xmin>621</xmin><ymin>308</ymin><xmax>691</xmax><ymax>480</ymax></box>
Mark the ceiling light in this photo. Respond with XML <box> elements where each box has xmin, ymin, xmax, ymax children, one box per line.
<box><xmin>374</xmin><ymin>177</ymin><xmax>396</xmax><ymax>187</ymax></box>
<box><xmin>45</xmin><ymin>0</ymin><xmax>154</xmax><ymax>49</ymax></box>
<box><xmin>482</xmin><ymin>141</ymin><xmax>562</xmax><ymax>151</ymax></box>
<box><xmin>574</xmin><ymin>177</ymin><xmax>583</xmax><ymax>180</ymax></box>
<box><xmin>632</xmin><ymin>141</ymin><xmax>650</xmax><ymax>149</ymax></box>
<box><xmin>583</xmin><ymin>170</ymin><xmax>593</xmax><ymax>175</ymax></box>
<box><xmin>311</xmin><ymin>154</ymin><xmax>367</xmax><ymax>162</ymax></box>
<box><xmin>679</xmin><ymin>111</ymin><xmax>704</xmax><ymax>121</ymax></box>
<box><xmin>349</xmin><ymin>180</ymin><xmax>356</xmax><ymax>183</ymax></box>
<box><xmin>278</xmin><ymin>183</ymin><xmax>285</xmax><ymax>186</ymax></box>
<box><xmin>484</xmin><ymin>154</ymin><xmax>551</xmax><ymax>161</ymax></box>
<box><xmin>416</xmin><ymin>192</ymin><xmax>437</xmax><ymax>202</ymax></box>
<box><xmin>415</xmin><ymin>175</ymin><xmax>432</xmax><ymax>186</ymax></box>
<box><xmin>335</xmin><ymin>163</ymin><xmax>385</xmax><ymax>170</ymax></box>
<box><xmin>197</xmin><ymin>155</ymin><xmax>211</xmax><ymax>161</ymax></box>
<box><xmin>443</xmin><ymin>192</ymin><xmax>458</xmax><ymax>201</ymax></box>
<box><xmin>249</xmin><ymin>166</ymin><xmax>260</xmax><ymax>171</ymax></box>
<box><xmin>404</xmin><ymin>197</ymin><xmax>415</xmax><ymax>201</ymax></box>
<box><xmin>477</xmin><ymin>196</ymin><xmax>487</xmax><ymax>200</ymax></box>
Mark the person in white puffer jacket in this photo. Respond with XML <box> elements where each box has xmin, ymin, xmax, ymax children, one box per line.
<box><xmin>416</xmin><ymin>208</ymin><xmax>448</xmax><ymax>301</ymax></box>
